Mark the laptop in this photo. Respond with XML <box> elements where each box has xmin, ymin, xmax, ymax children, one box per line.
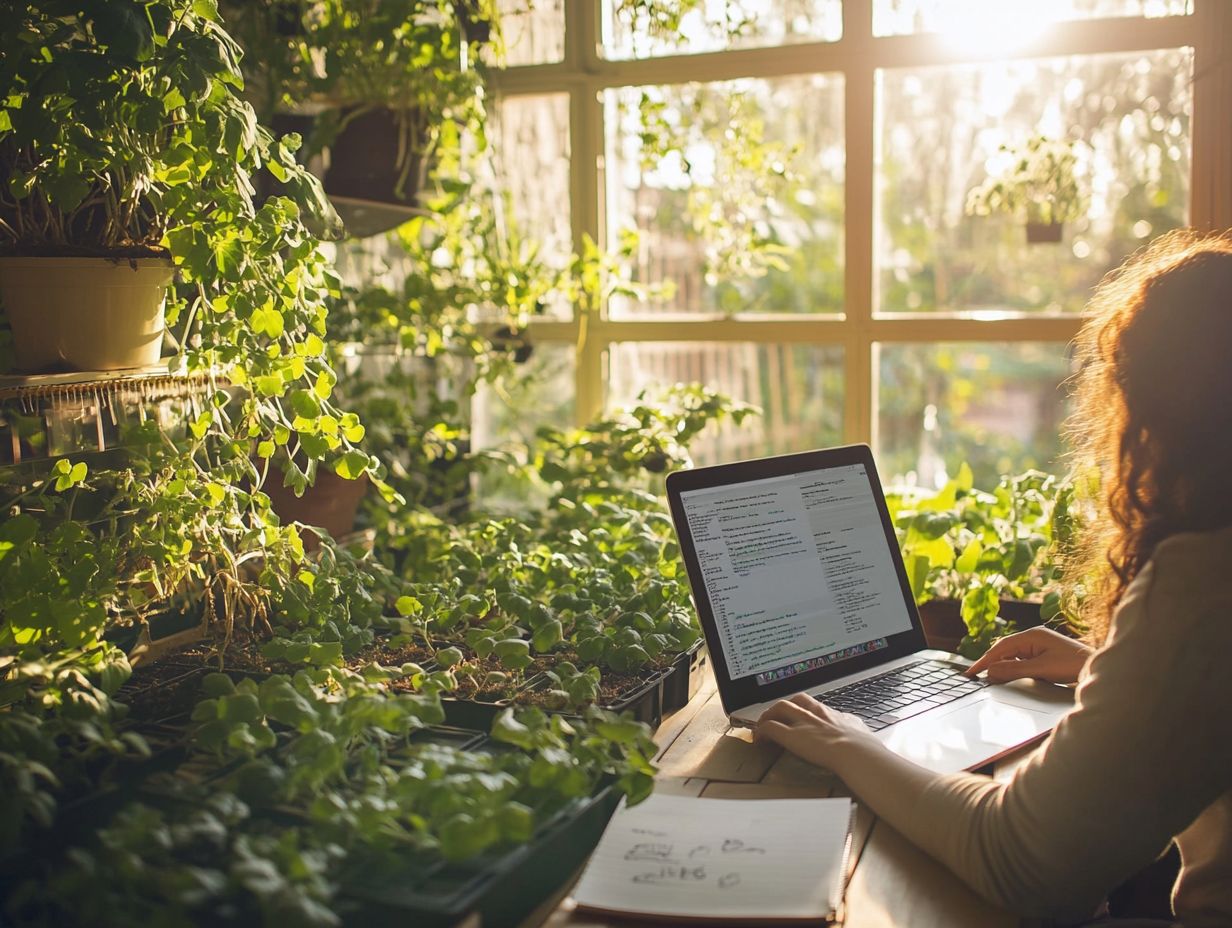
<box><xmin>665</xmin><ymin>444</ymin><xmax>1074</xmax><ymax>774</ymax></box>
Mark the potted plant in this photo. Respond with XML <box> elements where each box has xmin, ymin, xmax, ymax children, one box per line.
<box><xmin>890</xmin><ymin>465</ymin><xmax>1072</xmax><ymax>657</ymax></box>
<box><xmin>0</xmin><ymin>0</ymin><xmax>386</xmax><ymax>661</ymax></box>
<box><xmin>965</xmin><ymin>135</ymin><xmax>1086</xmax><ymax>244</ymax></box>
<box><xmin>221</xmin><ymin>0</ymin><xmax>499</xmax><ymax>237</ymax></box>
<box><xmin>0</xmin><ymin>3</ymin><xmax>332</xmax><ymax>373</ymax></box>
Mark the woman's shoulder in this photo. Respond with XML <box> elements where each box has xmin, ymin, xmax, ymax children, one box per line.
<box><xmin>1149</xmin><ymin>523</ymin><xmax>1232</xmax><ymax>589</ymax></box>
<box><xmin>1125</xmin><ymin>524</ymin><xmax>1232</xmax><ymax>636</ymax></box>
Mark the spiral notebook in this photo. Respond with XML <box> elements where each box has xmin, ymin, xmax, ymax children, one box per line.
<box><xmin>572</xmin><ymin>793</ymin><xmax>854</xmax><ymax>924</ymax></box>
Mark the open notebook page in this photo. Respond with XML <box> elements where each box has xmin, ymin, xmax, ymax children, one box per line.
<box><xmin>572</xmin><ymin>794</ymin><xmax>854</xmax><ymax>923</ymax></box>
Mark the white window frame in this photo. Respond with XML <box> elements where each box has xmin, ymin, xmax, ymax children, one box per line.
<box><xmin>491</xmin><ymin>0</ymin><xmax>1232</xmax><ymax>448</ymax></box>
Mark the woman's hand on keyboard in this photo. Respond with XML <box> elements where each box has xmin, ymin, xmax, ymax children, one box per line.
<box><xmin>964</xmin><ymin>627</ymin><xmax>1093</xmax><ymax>685</ymax></box>
<box><xmin>753</xmin><ymin>694</ymin><xmax>879</xmax><ymax>769</ymax></box>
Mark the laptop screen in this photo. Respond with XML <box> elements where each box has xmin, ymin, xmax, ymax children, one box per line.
<box><xmin>667</xmin><ymin>446</ymin><xmax>925</xmax><ymax>708</ymax></box>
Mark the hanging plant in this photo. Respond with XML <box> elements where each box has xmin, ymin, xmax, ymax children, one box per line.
<box><xmin>965</xmin><ymin>135</ymin><xmax>1087</xmax><ymax>244</ymax></box>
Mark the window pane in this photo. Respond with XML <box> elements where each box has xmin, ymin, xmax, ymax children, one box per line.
<box><xmin>493</xmin><ymin>93</ymin><xmax>573</xmax><ymax>318</ymax></box>
<box><xmin>475</xmin><ymin>342</ymin><xmax>575</xmax><ymax>445</ymax></box>
<box><xmin>876</xmin><ymin>48</ymin><xmax>1192</xmax><ymax>315</ymax></box>
<box><xmin>608</xmin><ymin>342</ymin><xmax>844</xmax><ymax>463</ymax></box>
<box><xmin>607</xmin><ymin>77</ymin><xmax>845</xmax><ymax>317</ymax></box>
<box><xmin>605</xmin><ymin>0</ymin><xmax>842</xmax><ymax>60</ymax></box>
<box><xmin>874</xmin><ymin>0</ymin><xmax>1192</xmax><ymax>37</ymax></box>
<box><xmin>496</xmin><ymin>0</ymin><xmax>564</xmax><ymax>65</ymax></box>
<box><xmin>474</xmin><ymin>342</ymin><xmax>576</xmax><ymax>505</ymax></box>
<box><xmin>876</xmin><ymin>343</ymin><xmax>1074</xmax><ymax>489</ymax></box>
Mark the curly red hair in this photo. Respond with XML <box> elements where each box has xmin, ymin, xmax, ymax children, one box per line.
<box><xmin>1068</xmin><ymin>230</ymin><xmax>1232</xmax><ymax>643</ymax></box>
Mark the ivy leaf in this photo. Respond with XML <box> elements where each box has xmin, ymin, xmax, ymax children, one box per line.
<box><xmin>333</xmin><ymin>451</ymin><xmax>370</xmax><ymax>480</ymax></box>
<box><xmin>254</xmin><ymin>374</ymin><xmax>284</xmax><ymax>397</ymax></box>
<box><xmin>312</xmin><ymin>370</ymin><xmax>335</xmax><ymax>400</ymax></box>
<box><xmin>289</xmin><ymin>390</ymin><xmax>321</xmax><ymax>419</ymax></box>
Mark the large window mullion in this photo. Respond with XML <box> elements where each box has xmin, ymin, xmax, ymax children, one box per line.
<box><xmin>568</xmin><ymin>0</ymin><xmax>606</xmax><ymax>425</ymax></box>
<box><xmin>843</xmin><ymin>0</ymin><xmax>875</xmax><ymax>446</ymax></box>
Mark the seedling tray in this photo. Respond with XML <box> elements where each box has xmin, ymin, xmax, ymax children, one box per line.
<box><xmin>661</xmin><ymin>640</ymin><xmax>707</xmax><ymax>715</ymax></box>
<box><xmin>441</xmin><ymin>665</ymin><xmax>671</xmax><ymax>731</ymax></box>
<box><xmin>340</xmin><ymin>773</ymin><xmax>622</xmax><ymax>928</ymax></box>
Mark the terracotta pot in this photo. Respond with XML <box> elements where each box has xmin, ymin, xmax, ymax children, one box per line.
<box><xmin>0</xmin><ymin>256</ymin><xmax>174</xmax><ymax>372</ymax></box>
<box><xmin>917</xmin><ymin>598</ymin><xmax>1044</xmax><ymax>652</ymax></box>
<box><xmin>1025</xmin><ymin>221</ymin><xmax>1063</xmax><ymax>243</ymax></box>
<box><xmin>263</xmin><ymin>469</ymin><xmax>369</xmax><ymax>550</ymax></box>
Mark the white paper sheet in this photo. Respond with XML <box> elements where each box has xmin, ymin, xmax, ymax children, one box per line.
<box><xmin>572</xmin><ymin>794</ymin><xmax>853</xmax><ymax>922</ymax></box>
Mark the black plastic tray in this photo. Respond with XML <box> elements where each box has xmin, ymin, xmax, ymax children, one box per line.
<box><xmin>441</xmin><ymin>664</ymin><xmax>671</xmax><ymax>731</ymax></box>
<box><xmin>661</xmin><ymin>640</ymin><xmax>707</xmax><ymax>715</ymax></box>
<box><xmin>341</xmin><ymin>775</ymin><xmax>622</xmax><ymax>928</ymax></box>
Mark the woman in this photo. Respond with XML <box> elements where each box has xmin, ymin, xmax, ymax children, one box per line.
<box><xmin>755</xmin><ymin>231</ymin><xmax>1232</xmax><ymax>926</ymax></box>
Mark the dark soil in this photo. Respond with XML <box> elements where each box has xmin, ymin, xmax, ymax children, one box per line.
<box><xmin>118</xmin><ymin>663</ymin><xmax>207</xmax><ymax>723</ymax></box>
<box><xmin>118</xmin><ymin>628</ymin><xmax>676</xmax><ymax>721</ymax></box>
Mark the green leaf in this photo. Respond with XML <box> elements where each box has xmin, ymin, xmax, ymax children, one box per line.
<box><xmin>0</xmin><ymin>513</ymin><xmax>39</xmax><ymax>564</ymax></box>
<box><xmin>596</xmin><ymin>717</ymin><xmax>651</xmax><ymax>745</ymax></box>
<box><xmin>163</xmin><ymin>87</ymin><xmax>186</xmax><ymax>114</ymax></box>
<box><xmin>531</xmin><ymin>619</ymin><xmax>563</xmax><ymax>653</ymax></box>
<box><xmin>395</xmin><ymin>595</ymin><xmax>422</xmax><ymax>617</ymax></box>
<box><xmin>202</xmin><ymin>673</ymin><xmax>237</xmax><ymax>698</ymax></box>
<box><xmin>333</xmin><ymin>451</ymin><xmax>370</xmax><ymax>480</ymax></box>
<box><xmin>497</xmin><ymin>801</ymin><xmax>535</xmax><ymax>843</ymax></box>
<box><xmin>214</xmin><ymin>237</ymin><xmax>244</xmax><ymax>276</ymax></box>
<box><xmin>955</xmin><ymin>539</ymin><xmax>982</xmax><ymax>574</ymax></box>
<box><xmin>255</xmin><ymin>374</ymin><xmax>284</xmax><ymax>397</ymax></box>
<box><xmin>289</xmin><ymin>390</ymin><xmax>321</xmax><ymax>419</ymax></box>
<box><xmin>438</xmin><ymin>812</ymin><xmax>498</xmax><ymax>862</ymax></box>
<box><xmin>491</xmin><ymin>709</ymin><xmax>535</xmax><ymax>749</ymax></box>
<box><xmin>493</xmin><ymin>638</ymin><xmax>531</xmax><ymax>661</ymax></box>
<box><xmin>53</xmin><ymin>460</ymin><xmax>88</xmax><ymax>491</ymax></box>
<box><xmin>313</xmin><ymin>370</ymin><xmax>336</xmax><ymax>400</ymax></box>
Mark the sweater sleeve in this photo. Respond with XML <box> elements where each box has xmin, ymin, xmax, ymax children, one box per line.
<box><xmin>888</xmin><ymin>537</ymin><xmax>1232</xmax><ymax>921</ymax></box>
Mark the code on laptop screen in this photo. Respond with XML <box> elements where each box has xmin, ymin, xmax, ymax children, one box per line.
<box><xmin>679</xmin><ymin>463</ymin><xmax>913</xmax><ymax>685</ymax></box>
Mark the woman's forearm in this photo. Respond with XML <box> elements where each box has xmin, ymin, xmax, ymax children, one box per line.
<box><xmin>827</xmin><ymin>732</ymin><xmax>944</xmax><ymax>828</ymax></box>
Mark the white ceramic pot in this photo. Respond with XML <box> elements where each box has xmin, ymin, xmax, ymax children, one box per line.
<box><xmin>0</xmin><ymin>256</ymin><xmax>175</xmax><ymax>372</ymax></box>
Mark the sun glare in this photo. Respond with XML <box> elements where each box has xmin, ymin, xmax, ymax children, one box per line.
<box><xmin>935</xmin><ymin>0</ymin><xmax>1068</xmax><ymax>57</ymax></box>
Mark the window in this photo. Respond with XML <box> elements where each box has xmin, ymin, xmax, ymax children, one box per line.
<box><xmin>492</xmin><ymin>0</ymin><xmax>1230</xmax><ymax>488</ymax></box>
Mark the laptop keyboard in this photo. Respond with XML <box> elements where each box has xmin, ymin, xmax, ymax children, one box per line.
<box><xmin>816</xmin><ymin>660</ymin><xmax>989</xmax><ymax>731</ymax></box>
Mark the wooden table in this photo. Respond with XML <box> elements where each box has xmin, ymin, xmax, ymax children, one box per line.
<box><xmin>531</xmin><ymin>670</ymin><xmax>1032</xmax><ymax>928</ymax></box>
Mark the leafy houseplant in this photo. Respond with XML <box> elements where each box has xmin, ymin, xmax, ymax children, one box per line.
<box><xmin>221</xmin><ymin>0</ymin><xmax>497</xmax><ymax>237</ymax></box>
<box><xmin>0</xmin><ymin>0</ymin><xmax>381</xmax><ymax>705</ymax></box>
<box><xmin>889</xmin><ymin>465</ymin><xmax>1075</xmax><ymax>657</ymax></box>
<box><xmin>0</xmin><ymin>1</ymin><xmax>327</xmax><ymax>371</ymax></box>
<box><xmin>965</xmin><ymin>135</ymin><xmax>1086</xmax><ymax>244</ymax></box>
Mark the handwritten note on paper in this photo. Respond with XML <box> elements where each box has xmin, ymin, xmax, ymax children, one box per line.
<box><xmin>572</xmin><ymin>794</ymin><xmax>854</xmax><ymax>923</ymax></box>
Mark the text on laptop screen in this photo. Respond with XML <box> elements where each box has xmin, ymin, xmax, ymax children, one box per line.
<box><xmin>678</xmin><ymin>463</ymin><xmax>914</xmax><ymax>685</ymax></box>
